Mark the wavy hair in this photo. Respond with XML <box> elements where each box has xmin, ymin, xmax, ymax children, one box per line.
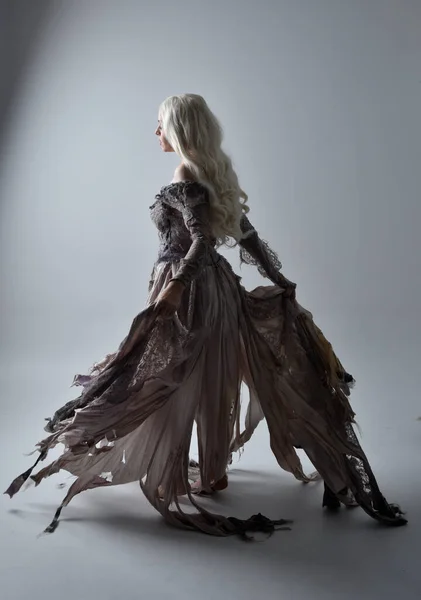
<box><xmin>159</xmin><ymin>94</ymin><xmax>249</xmax><ymax>246</ymax></box>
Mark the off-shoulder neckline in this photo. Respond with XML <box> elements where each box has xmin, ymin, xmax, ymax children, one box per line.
<box><xmin>150</xmin><ymin>180</ymin><xmax>207</xmax><ymax>209</ymax></box>
<box><xmin>160</xmin><ymin>180</ymin><xmax>204</xmax><ymax>192</ymax></box>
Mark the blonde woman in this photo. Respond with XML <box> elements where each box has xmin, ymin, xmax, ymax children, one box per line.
<box><xmin>6</xmin><ymin>94</ymin><xmax>406</xmax><ymax>539</ymax></box>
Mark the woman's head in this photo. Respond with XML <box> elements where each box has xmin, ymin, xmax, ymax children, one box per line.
<box><xmin>156</xmin><ymin>94</ymin><xmax>223</xmax><ymax>159</ymax></box>
<box><xmin>155</xmin><ymin>93</ymin><xmax>249</xmax><ymax>245</ymax></box>
<box><xmin>155</xmin><ymin>118</ymin><xmax>173</xmax><ymax>153</ymax></box>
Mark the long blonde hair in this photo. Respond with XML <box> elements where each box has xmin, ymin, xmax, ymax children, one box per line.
<box><xmin>159</xmin><ymin>94</ymin><xmax>249</xmax><ymax>245</ymax></box>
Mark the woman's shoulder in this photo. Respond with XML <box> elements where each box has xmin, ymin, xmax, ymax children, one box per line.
<box><xmin>171</xmin><ymin>164</ymin><xmax>196</xmax><ymax>183</ymax></box>
<box><xmin>160</xmin><ymin>167</ymin><xmax>209</xmax><ymax>207</ymax></box>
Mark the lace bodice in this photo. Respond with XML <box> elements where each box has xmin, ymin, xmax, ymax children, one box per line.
<box><xmin>150</xmin><ymin>180</ymin><xmax>286</xmax><ymax>287</ymax></box>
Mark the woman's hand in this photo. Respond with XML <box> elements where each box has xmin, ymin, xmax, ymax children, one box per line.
<box><xmin>278</xmin><ymin>275</ymin><xmax>297</xmax><ymax>300</ymax></box>
<box><xmin>154</xmin><ymin>280</ymin><xmax>185</xmax><ymax>318</ymax></box>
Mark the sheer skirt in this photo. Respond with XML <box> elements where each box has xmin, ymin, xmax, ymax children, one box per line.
<box><xmin>5</xmin><ymin>257</ymin><xmax>406</xmax><ymax>536</ymax></box>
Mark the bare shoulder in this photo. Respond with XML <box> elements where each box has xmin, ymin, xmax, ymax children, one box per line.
<box><xmin>171</xmin><ymin>164</ymin><xmax>196</xmax><ymax>183</ymax></box>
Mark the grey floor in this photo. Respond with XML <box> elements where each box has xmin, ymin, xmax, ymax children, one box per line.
<box><xmin>1</xmin><ymin>353</ymin><xmax>419</xmax><ymax>600</ymax></box>
<box><xmin>1</xmin><ymin>1</ymin><xmax>420</xmax><ymax>598</ymax></box>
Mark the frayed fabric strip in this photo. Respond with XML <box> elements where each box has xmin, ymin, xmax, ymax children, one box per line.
<box><xmin>4</xmin><ymin>450</ymin><xmax>48</xmax><ymax>498</ymax></box>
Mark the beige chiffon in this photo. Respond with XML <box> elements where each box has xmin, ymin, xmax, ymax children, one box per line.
<box><xmin>5</xmin><ymin>181</ymin><xmax>406</xmax><ymax>538</ymax></box>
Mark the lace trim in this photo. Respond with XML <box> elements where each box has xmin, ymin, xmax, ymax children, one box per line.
<box><xmin>239</xmin><ymin>239</ymin><xmax>283</xmax><ymax>279</ymax></box>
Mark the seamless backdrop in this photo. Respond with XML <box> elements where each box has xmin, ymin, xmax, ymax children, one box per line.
<box><xmin>1</xmin><ymin>2</ymin><xmax>420</xmax><ymax>599</ymax></box>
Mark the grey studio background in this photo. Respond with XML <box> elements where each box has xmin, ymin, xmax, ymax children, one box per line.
<box><xmin>0</xmin><ymin>1</ymin><xmax>420</xmax><ymax>599</ymax></box>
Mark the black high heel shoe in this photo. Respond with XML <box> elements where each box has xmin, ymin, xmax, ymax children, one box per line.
<box><xmin>337</xmin><ymin>371</ymin><xmax>355</xmax><ymax>384</ymax></box>
<box><xmin>322</xmin><ymin>483</ymin><xmax>341</xmax><ymax>510</ymax></box>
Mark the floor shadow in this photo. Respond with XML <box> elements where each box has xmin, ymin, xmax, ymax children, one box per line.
<box><xmin>5</xmin><ymin>465</ymin><xmax>418</xmax><ymax>600</ymax></box>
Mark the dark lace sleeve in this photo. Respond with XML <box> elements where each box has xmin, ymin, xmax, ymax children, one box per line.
<box><xmin>239</xmin><ymin>214</ymin><xmax>286</xmax><ymax>286</ymax></box>
<box><xmin>170</xmin><ymin>182</ymin><xmax>215</xmax><ymax>287</ymax></box>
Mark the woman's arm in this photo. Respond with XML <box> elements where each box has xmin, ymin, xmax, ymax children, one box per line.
<box><xmin>168</xmin><ymin>182</ymin><xmax>214</xmax><ymax>287</ymax></box>
<box><xmin>155</xmin><ymin>182</ymin><xmax>214</xmax><ymax>315</ymax></box>
<box><xmin>239</xmin><ymin>214</ymin><xmax>296</xmax><ymax>293</ymax></box>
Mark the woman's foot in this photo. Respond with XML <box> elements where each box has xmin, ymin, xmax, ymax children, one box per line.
<box><xmin>336</xmin><ymin>371</ymin><xmax>355</xmax><ymax>384</ymax></box>
<box><xmin>323</xmin><ymin>483</ymin><xmax>358</xmax><ymax>509</ymax></box>
<box><xmin>322</xmin><ymin>483</ymin><xmax>341</xmax><ymax>510</ymax></box>
<box><xmin>212</xmin><ymin>473</ymin><xmax>228</xmax><ymax>491</ymax></box>
<box><xmin>191</xmin><ymin>474</ymin><xmax>228</xmax><ymax>495</ymax></box>
<box><xmin>158</xmin><ymin>480</ymin><xmax>189</xmax><ymax>500</ymax></box>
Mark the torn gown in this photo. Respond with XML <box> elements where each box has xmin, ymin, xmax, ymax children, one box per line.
<box><xmin>5</xmin><ymin>180</ymin><xmax>406</xmax><ymax>537</ymax></box>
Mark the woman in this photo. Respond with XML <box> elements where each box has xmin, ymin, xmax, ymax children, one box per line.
<box><xmin>5</xmin><ymin>94</ymin><xmax>406</xmax><ymax>539</ymax></box>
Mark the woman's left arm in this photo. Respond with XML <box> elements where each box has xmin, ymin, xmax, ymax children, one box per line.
<box><xmin>239</xmin><ymin>214</ymin><xmax>296</xmax><ymax>296</ymax></box>
<box><xmin>155</xmin><ymin>183</ymin><xmax>213</xmax><ymax>315</ymax></box>
<box><xmin>169</xmin><ymin>183</ymin><xmax>213</xmax><ymax>287</ymax></box>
